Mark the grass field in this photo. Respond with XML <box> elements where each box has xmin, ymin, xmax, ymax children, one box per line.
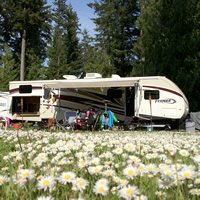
<box><xmin>0</xmin><ymin>129</ymin><xmax>200</xmax><ymax>200</ymax></box>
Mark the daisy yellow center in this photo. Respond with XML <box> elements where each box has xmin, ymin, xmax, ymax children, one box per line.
<box><xmin>164</xmin><ymin>182</ymin><xmax>169</xmax><ymax>186</ymax></box>
<box><xmin>80</xmin><ymin>181</ymin><xmax>85</xmax><ymax>186</ymax></box>
<box><xmin>18</xmin><ymin>179</ymin><xmax>22</xmax><ymax>183</ymax></box>
<box><xmin>0</xmin><ymin>178</ymin><xmax>3</xmax><ymax>183</ymax></box>
<box><xmin>43</xmin><ymin>180</ymin><xmax>49</xmax><ymax>186</ymax></box>
<box><xmin>126</xmin><ymin>189</ymin><xmax>133</xmax><ymax>195</ymax></box>
<box><xmin>59</xmin><ymin>161</ymin><xmax>63</xmax><ymax>164</ymax></box>
<box><xmin>40</xmin><ymin>157</ymin><xmax>44</xmax><ymax>160</ymax></box>
<box><xmin>88</xmin><ymin>146</ymin><xmax>92</xmax><ymax>149</ymax></box>
<box><xmin>13</xmin><ymin>153</ymin><xmax>18</xmax><ymax>156</ymax></box>
<box><xmin>166</xmin><ymin>172</ymin><xmax>171</xmax><ymax>176</ymax></box>
<box><xmin>98</xmin><ymin>187</ymin><xmax>104</xmax><ymax>192</ymax></box>
<box><xmin>139</xmin><ymin>166</ymin><xmax>144</xmax><ymax>170</ymax></box>
<box><xmin>81</xmin><ymin>161</ymin><xmax>86</xmax><ymax>166</ymax></box>
<box><xmin>106</xmin><ymin>171</ymin><xmax>111</xmax><ymax>175</ymax></box>
<box><xmin>132</xmin><ymin>158</ymin><xmax>136</xmax><ymax>161</ymax></box>
<box><xmin>148</xmin><ymin>167</ymin><xmax>152</xmax><ymax>170</ymax></box>
<box><xmin>67</xmin><ymin>145</ymin><xmax>71</xmax><ymax>149</ymax></box>
<box><xmin>194</xmin><ymin>190</ymin><xmax>200</xmax><ymax>193</ymax></box>
<box><xmin>182</xmin><ymin>152</ymin><xmax>186</xmax><ymax>155</ymax></box>
<box><xmin>95</xmin><ymin>168</ymin><xmax>99</xmax><ymax>172</ymax></box>
<box><xmin>64</xmin><ymin>175</ymin><xmax>71</xmax><ymax>180</ymax></box>
<box><xmin>117</xmin><ymin>149</ymin><xmax>121</xmax><ymax>152</ymax></box>
<box><xmin>128</xmin><ymin>170</ymin><xmax>134</xmax><ymax>175</ymax></box>
<box><xmin>196</xmin><ymin>179</ymin><xmax>200</xmax><ymax>183</ymax></box>
<box><xmin>23</xmin><ymin>172</ymin><xmax>29</xmax><ymax>177</ymax></box>
<box><xmin>184</xmin><ymin>173</ymin><xmax>190</xmax><ymax>178</ymax></box>
<box><xmin>100</xmin><ymin>181</ymin><xmax>105</xmax><ymax>184</ymax></box>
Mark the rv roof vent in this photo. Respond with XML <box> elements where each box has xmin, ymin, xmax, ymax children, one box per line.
<box><xmin>111</xmin><ymin>74</ymin><xmax>121</xmax><ymax>79</ymax></box>
<box><xmin>84</xmin><ymin>73</ymin><xmax>102</xmax><ymax>79</ymax></box>
<box><xmin>63</xmin><ymin>75</ymin><xmax>78</xmax><ymax>80</ymax></box>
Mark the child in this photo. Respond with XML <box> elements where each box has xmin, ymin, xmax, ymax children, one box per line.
<box><xmin>76</xmin><ymin>109</ymin><xmax>81</xmax><ymax>122</ymax></box>
<box><xmin>102</xmin><ymin>113</ymin><xmax>109</xmax><ymax>129</ymax></box>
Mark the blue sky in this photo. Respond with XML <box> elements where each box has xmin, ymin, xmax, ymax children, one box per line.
<box><xmin>47</xmin><ymin>0</ymin><xmax>96</xmax><ymax>37</ymax></box>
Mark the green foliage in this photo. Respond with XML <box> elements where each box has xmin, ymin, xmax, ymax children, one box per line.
<box><xmin>84</xmin><ymin>48</ymin><xmax>116</xmax><ymax>78</ymax></box>
<box><xmin>47</xmin><ymin>1</ymin><xmax>81</xmax><ymax>79</ymax></box>
<box><xmin>0</xmin><ymin>0</ymin><xmax>52</xmax><ymax>80</ymax></box>
<box><xmin>0</xmin><ymin>43</ymin><xmax>19</xmax><ymax>91</ymax></box>
<box><xmin>134</xmin><ymin>0</ymin><xmax>200</xmax><ymax>111</ymax></box>
<box><xmin>80</xmin><ymin>29</ymin><xmax>116</xmax><ymax>77</ymax></box>
<box><xmin>88</xmin><ymin>0</ymin><xmax>140</xmax><ymax>77</ymax></box>
<box><xmin>26</xmin><ymin>48</ymin><xmax>46</xmax><ymax>80</ymax></box>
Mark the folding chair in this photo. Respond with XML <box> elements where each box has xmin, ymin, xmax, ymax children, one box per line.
<box><xmin>64</xmin><ymin>111</ymin><xmax>77</xmax><ymax>130</ymax></box>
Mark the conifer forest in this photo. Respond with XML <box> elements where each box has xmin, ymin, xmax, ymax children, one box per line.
<box><xmin>0</xmin><ymin>0</ymin><xmax>199</xmax><ymax>111</ymax></box>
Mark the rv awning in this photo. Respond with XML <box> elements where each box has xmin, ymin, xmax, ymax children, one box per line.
<box><xmin>43</xmin><ymin>77</ymin><xmax>158</xmax><ymax>89</ymax></box>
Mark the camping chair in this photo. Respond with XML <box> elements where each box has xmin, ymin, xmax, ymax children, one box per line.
<box><xmin>56</xmin><ymin>119</ymin><xmax>66</xmax><ymax>130</ymax></box>
<box><xmin>86</xmin><ymin>110</ymin><xmax>102</xmax><ymax>131</ymax></box>
<box><xmin>93</xmin><ymin>110</ymin><xmax>102</xmax><ymax>130</ymax></box>
<box><xmin>64</xmin><ymin>111</ymin><xmax>77</xmax><ymax>130</ymax></box>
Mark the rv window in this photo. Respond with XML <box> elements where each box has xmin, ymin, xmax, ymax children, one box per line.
<box><xmin>144</xmin><ymin>90</ymin><xmax>159</xmax><ymax>100</ymax></box>
<box><xmin>19</xmin><ymin>85</ymin><xmax>32</xmax><ymax>93</ymax></box>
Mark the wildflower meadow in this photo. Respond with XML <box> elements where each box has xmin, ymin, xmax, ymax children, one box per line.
<box><xmin>0</xmin><ymin>129</ymin><xmax>200</xmax><ymax>200</ymax></box>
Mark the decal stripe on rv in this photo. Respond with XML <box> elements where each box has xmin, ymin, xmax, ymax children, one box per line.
<box><xmin>9</xmin><ymin>87</ymin><xmax>42</xmax><ymax>94</ymax></box>
<box><xmin>143</xmin><ymin>86</ymin><xmax>183</xmax><ymax>98</ymax></box>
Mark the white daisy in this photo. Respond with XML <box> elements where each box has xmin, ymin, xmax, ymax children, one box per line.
<box><xmin>123</xmin><ymin>166</ymin><xmax>138</xmax><ymax>179</ymax></box>
<box><xmin>189</xmin><ymin>188</ymin><xmax>200</xmax><ymax>196</ymax></box>
<box><xmin>118</xmin><ymin>185</ymin><xmax>140</xmax><ymax>200</ymax></box>
<box><xmin>37</xmin><ymin>176</ymin><xmax>56</xmax><ymax>191</ymax></box>
<box><xmin>93</xmin><ymin>182</ymin><xmax>109</xmax><ymax>196</ymax></box>
<box><xmin>74</xmin><ymin>177</ymin><xmax>89</xmax><ymax>191</ymax></box>
<box><xmin>0</xmin><ymin>175</ymin><xmax>10</xmax><ymax>186</ymax></box>
<box><xmin>179</xmin><ymin>149</ymin><xmax>189</xmax><ymax>157</ymax></box>
<box><xmin>58</xmin><ymin>171</ymin><xmax>76</xmax><ymax>184</ymax></box>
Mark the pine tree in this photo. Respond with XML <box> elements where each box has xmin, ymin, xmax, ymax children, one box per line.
<box><xmin>133</xmin><ymin>0</ymin><xmax>200</xmax><ymax>111</ymax></box>
<box><xmin>47</xmin><ymin>1</ymin><xmax>81</xmax><ymax>79</ymax></box>
<box><xmin>88</xmin><ymin>0</ymin><xmax>140</xmax><ymax>76</ymax></box>
<box><xmin>47</xmin><ymin>26</ymin><xmax>67</xmax><ymax>79</ymax></box>
<box><xmin>0</xmin><ymin>43</ymin><xmax>18</xmax><ymax>91</ymax></box>
<box><xmin>0</xmin><ymin>0</ymin><xmax>52</xmax><ymax>81</ymax></box>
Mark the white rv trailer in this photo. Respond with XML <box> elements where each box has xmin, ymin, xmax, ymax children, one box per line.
<box><xmin>8</xmin><ymin>73</ymin><xmax>189</xmax><ymax>128</ymax></box>
<box><xmin>0</xmin><ymin>91</ymin><xmax>12</xmax><ymax>118</ymax></box>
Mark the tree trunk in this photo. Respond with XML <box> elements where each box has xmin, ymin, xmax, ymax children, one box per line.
<box><xmin>20</xmin><ymin>29</ymin><xmax>26</xmax><ymax>81</ymax></box>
